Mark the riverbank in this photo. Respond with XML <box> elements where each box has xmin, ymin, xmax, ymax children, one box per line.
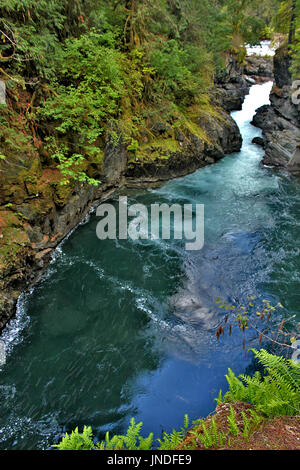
<box><xmin>178</xmin><ymin>402</ymin><xmax>300</xmax><ymax>450</ymax></box>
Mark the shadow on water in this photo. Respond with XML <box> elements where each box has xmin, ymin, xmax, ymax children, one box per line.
<box><xmin>0</xmin><ymin>82</ymin><xmax>300</xmax><ymax>449</ymax></box>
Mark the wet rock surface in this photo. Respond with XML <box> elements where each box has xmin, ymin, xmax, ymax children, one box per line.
<box><xmin>287</xmin><ymin>145</ymin><xmax>300</xmax><ymax>174</ymax></box>
<box><xmin>215</xmin><ymin>54</ymin><xmax>250</xmax><ymax>111</ymax></box>
<box><xmin>102</xmin><ymin>132</ymin><xmax>128</xmax><ymax>184</ymax></box>
<box><xmin>216</xmin><ymin>53</ymin><xmax>274</xmax><ymax>112</ymax></box>
<box><xmin>244</xmin><ymin>56</ymin><xmax>273</xmax><ymax>83</ymax></box>
<box><xmin>126</xmin><ymin>108</ymin><xmax>242</xmax><ymax>181</ymax></box>
<box><xmin>251</xmin><ymin>47</ymin><xmax>300</xmax><ymax>168</ymax></box>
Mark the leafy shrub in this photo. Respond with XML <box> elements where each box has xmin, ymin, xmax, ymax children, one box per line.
<box><xmin>40</xmin><ymin>30</ymin><xmax>125</xmax><ymax>139</ymax></box>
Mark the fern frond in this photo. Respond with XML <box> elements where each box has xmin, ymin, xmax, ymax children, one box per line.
<box><xmin>223</xmin><ymin>349</ymin><xmax>300</xmax><ymax>418</ymax></box>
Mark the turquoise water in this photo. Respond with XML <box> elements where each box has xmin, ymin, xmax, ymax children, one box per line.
<box><xmin>0</xmin><ymin>82</ymin><xmax>299</xmax><ymax>449</ymax></box>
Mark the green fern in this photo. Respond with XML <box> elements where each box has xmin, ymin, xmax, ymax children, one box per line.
<box><xmin>241</xmin><ymin>409</ymin><xmax>264</xmax><ymax>440</ymax></box>
<box><xmin>215</xmin><ymin>389</ymin><xmax>224</xmax><ymax>406</ymax></box>
<box><xmin>53</xmin><ymin>419</ymin><xmax>154</xmax><ymax>451</ymax></box>
<box><xmin>223</xmin><ymin>349</ymin><xmax>300</xmax><ymax>418</ymax></box>
<box><xmin>52</xmin><ymin>426</ymin><xmax>94</xmax><ymax>450</ymax></box>
<box><xmin>183</xmin><ymin>413</ymin><xmax>189</xmax><ymax>430</ymax></box>
<box><xmin>157</xmin><ymin>429</ymin><xmax>185</xmax><ymax>450</ymax></box>
<box><xmin>156</xmin><ymin>413</ymin><xmax>190</xmax><ymax>450</ymax></box>
<box><xmin>227</xmin><ymin>406</ymin><xmax>239</xmax><ymax>436</ymax></box>
<box><xmin>189</xmin><ymin>417</ymin><xmax>225</xmax><ymax>449</ymax></box>
<box><xmin>98</xmin><ymin>418</ymin><xmax>153</xmax><ymax>450</ymax></box>
<box><xmin>241</xmin><ymin>411</ymin><xmax>251</xmax><ymax>439</ymax></box>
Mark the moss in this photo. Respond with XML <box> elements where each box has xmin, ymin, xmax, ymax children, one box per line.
<box><xmin>86</xmin><ymin>149</ymin><xmax>105</xmax><ymax>176</ymax></box>
<box><xmin>52</xmin><ymin>180</ymin><xmax>75</xmax><ymax>207</ymax></box>
<box><xmin>128</xmin><ymin>137</ymin><xmax>182</xmax><ymax>164</ymax></box>
<box><xmin>177</xmin><ymin>118</ymin><xmax>209</xmax><ymax>143</ymax></box>
<box><xmin>275</xmin><ymin>42</ymin><xmax>289</xmax><ymax>58</ymax></box>
<box><xmin>0</xmin><ymin>232</ymin><xmax>29</xmax><ymax>269</ymax></box>
<box><xmin>0</xmin><ymin>210</ymin><xmax>21</xmax><ymax>229</ymax></box>
<box><xmin>121</xmin><ymin>93</ymin><xmax>226</xmax><ymax>166</ymax></box>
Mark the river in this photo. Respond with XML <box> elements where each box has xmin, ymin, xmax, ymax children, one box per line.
<box><xmin>0</xmin><ymin>81</ymin><xmax>299</xmax><ymax>449</ymax></box>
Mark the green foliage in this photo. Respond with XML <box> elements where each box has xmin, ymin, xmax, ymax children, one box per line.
<box><xmin>54</xmin><ymin>419</ymin><xmax>154</xmax><ymax>451</ymax></box>
<box><xmin>0</xmin><ymin>0</ymin><xmax>66</xmax><ymax>79</ymax></box>
<box><xmin>272</xmin><ymin>0</ymin><xmax>297</xmax><ymax>35</ymax></box>
<box><xmin>156</xmin><ymin>414</ymin><xmax>189</xmax><ymax>450</ymax></box>
<box><xmin>219</xmin><ymin>0</ymin><xmax>267</xmax><ymax>47</ymax></box>
<box><xmin>223</xmin><ymin>349</ymin><xmax>300</xmax><ymax>418</ymax></box>
<box><xmin>216</xmin><ymin>297</ymin><xmax>299</xmax><ymax>352</ymax></box>
<box><xmin>97</xmin><ymin>418</ymin><xmax>153</xmax><ymax>450</ymax></box>
<box><xmin>227</xmin><ymin>405</ymin><xmax>239</xmax><ymax>436</ymax></box>
<box><xmin>185</xmin><ymin>407</ymin><xmax>263</xmax><ymax>449</ymax></box>
<box><xmin>241</xmin><ymin>411</ymin><xmax>251</xmax><ymax>439</ymax></box>
<box><xmin>148</xmin><ymin>39</ymin><xmax>209</xmax><ymax>104</ymax></box>
<box><xmin>0</xmin><ymin>0</ymin><xmax>284</xmax><ymax>185</ymax></box>
<box><xmin>156</xmin><ymin>429</ymin><xmax>185</xmax><ymax>451</ymax></box>
<box><xmin>39</xmin><ymin>29</ymin><xmax>125</xmax><ymax>151</ymax></box>
<box><xmin>37</xmin><ymin>29</ymin><xmax>127</xmax><ymax>184</ymax></box>
<box><xmin>52</xmin><ymin>152</ymin><xmax>99</xmax><ymax>186</ymax></box>
<box><xmin>41</xmin><ymin>30</ymin><xmax>124</xmax><ymax>133</ymax></box>
<box><xmin>54</xmin><ymin>415</ymin><xmax>191</xmax><ymax>451</ymax></box>
<box><xmin>53</xmin><ymin>426</ymin><xmax>94</xmax><ymax>450</ymax></box>
<box><xmin>241</xmin><ymin>409</ymin><xmax>263</xmax><ymax>440</ymax></box>
<box><xmin>188</xmin><ymin>418</ymin><xmax>226</xmax><ymax>449</ymax></box>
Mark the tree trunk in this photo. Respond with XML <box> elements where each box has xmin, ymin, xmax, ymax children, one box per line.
<box><xmin>288</xmin><ymin>0</ymin><xmax>296</xmax><ymax>45</ymax></box>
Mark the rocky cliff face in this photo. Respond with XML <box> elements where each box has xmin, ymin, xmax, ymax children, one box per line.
<box><xmin>216</xmin><ymin>54</ymin><xmax>250</xmax><ymax>111</ymax></box>
<box><xmin>251</xmin><ymin>45</ymin><xmax>300</xmax><ymax>168</ymax></box>
<box><xmin>287</xmin><ymin>145</ymin><xmax>300</xmax><ymax>172</ymax></box>
<box><xmin>215</xmin><ymin>53</ymin><xmax>273</xmax><ymax>111</ymax></box>
<box><xmin>244</xmin><ymin>56</ymin><xmax>273</xmax><ymax>83</ymax></box>
<box><xmin>126</xmin><ymin>107</ymin><xmax>242</xmax><ymax>182</ymax></box>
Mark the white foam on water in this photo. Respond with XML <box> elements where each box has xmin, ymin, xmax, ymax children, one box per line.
<box><xmin>246</xmin><ymin>40</ymin><xmax>276</xmax><ymax>56</ymax></box>
<box><xmin>0</xmin><ymin>293</ymin><xmax>30</xmax><ymax>358</ymax></box>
